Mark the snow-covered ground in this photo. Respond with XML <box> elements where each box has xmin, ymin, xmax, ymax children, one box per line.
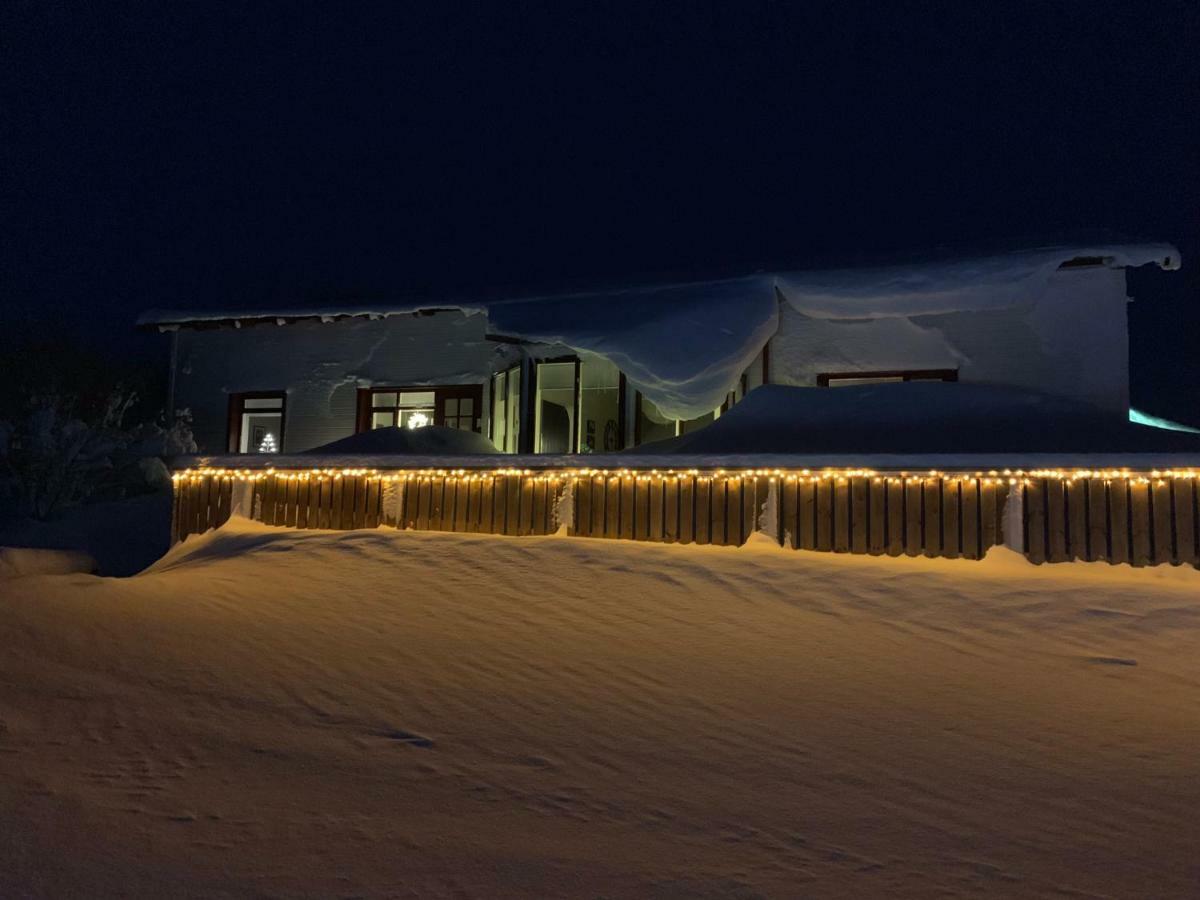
<box><xmin>2</xmin><ymin>518</ymin><xmax>1199</xmax><ymax>897</ymax></box>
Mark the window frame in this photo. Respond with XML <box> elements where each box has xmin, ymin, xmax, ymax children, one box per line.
<box><xmin>815</xmin><ymin>368</ymin><xmax>958</xmax><ymax>387</ymax></box>
<box><xmin>355</xmin><ymin>385</ymin><xmax>483</xmax><ymax>433</ymax></box>
<box><xmin>227</xmin><ymin>391</ymin><xmax>287</xmax><ymax>454</ymax></box>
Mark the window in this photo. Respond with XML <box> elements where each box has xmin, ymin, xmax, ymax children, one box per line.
<box><xmin>534</xmin><ymin>361</ymin><xmax>576</xmax><ymax>453</ymax></box>
<box><xmin>357</xmin><ymin>386</ymin><xmax>483</xmax><ymax>433</ymax></box>
<box><xmin>228</xmin><ymin>392</ymin><xmax>285</xmax><ymax>454</ymax></box>
<box><xmin>577</xmin><ymin>358</ymin><xmax>622</xmax><ymax>453</ymax></box>
<box><xmin>634</xmin><ymin>393</ymin><xmax>720</xmax><ymax>444</ymax></box>
<box><xmin>816</xmin><ymin>369</ymin><xmax>958</xmax><ymax>387</ymax></box>
<box><xmin>490</xmin><ymin>366</ymin><xmax>521</xmax><ymax>453</ymax></box>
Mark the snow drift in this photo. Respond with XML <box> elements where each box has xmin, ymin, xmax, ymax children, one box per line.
<box><xmin>644</xmin><ymin>382</ymin><xmax>1200</xmax><ymax>455</ymax></box>
<box><xmin>301</xmin><ymin>425</ymin><xmax>499</xmax><ymax>456</ymax></box>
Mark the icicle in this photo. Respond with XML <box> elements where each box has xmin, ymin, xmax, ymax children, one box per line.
<box><xmin>553</xmin><ymin>478</ymin><xmax>575</xmax><ymax>536</ymax></box>
<box><xmin>1002</xmin><ymin>481</ymin><xmax>1025</xmax><ymax>553</ymax></box>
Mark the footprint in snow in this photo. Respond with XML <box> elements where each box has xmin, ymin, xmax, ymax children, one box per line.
<box><xmin>372</xmin><ymin>728</ymin><xmax>434</xmax><ymax>748</ymax></box>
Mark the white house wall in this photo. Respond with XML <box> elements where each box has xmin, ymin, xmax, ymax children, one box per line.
<box><xmin>175</xmin><ymin>311</ymin><xmax>501</xmax><ymax>453</ymax></box>
<box><xmin>767</xmin><ymin>266</ymin><xmax>1130</xmax><ymax>415</ymax></box>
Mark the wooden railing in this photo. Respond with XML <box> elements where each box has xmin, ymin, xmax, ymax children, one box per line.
<box><xmin>171</xmin><ymin>469</ymin><xmax>1200</xmax><ymax>569</ymax></box>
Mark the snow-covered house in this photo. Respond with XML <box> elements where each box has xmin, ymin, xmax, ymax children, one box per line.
<box><xmin>139</xmin><ymin>244</ymin><xmax>1180</xmax><ymax>456</ymax></box>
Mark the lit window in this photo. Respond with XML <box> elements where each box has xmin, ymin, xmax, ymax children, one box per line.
<box><xmin>358</xmin><ymin>387</ymin><xmax>482</xmax><ymax>433</ymax></box>
<box><xmin>490</xmin><ymin>366</ymin><xmax>521</xmax><ymax>452</ymax></box>
<box><xmin>577</xmin><ymin>358</ymin><xmax>621</xmax><ymax>452</ymax></box>
<box><xmin>230</xmin><ymin>393</ymin><xmax>285</xmax><ymax>454</ymax></box>
<box><xmin>534</xmin><ymin>361</ymin><xmax>576</xmax><ymax>453</ymax></box>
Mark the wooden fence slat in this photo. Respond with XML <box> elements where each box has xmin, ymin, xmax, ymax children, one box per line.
<box><xmin>692</xmin><ymin>477</ymin><xmax>710</xmax><ymax>545</ymax></box>
<box><xmin>941</xmin><ymin>478</ymin><xmax>961</xmax><ymax>558</ymax></box>
<box><xmin>1065</xmin><ymin>479</ymin><xmax>1087</xmax><ymax>560</ymax></box>
<box><xmin>709</xmin><ymin>477</ymin><xmax>727</xmax><ymax>546</ymax></box>
<box><xmin>1025</xmin><ymin>481</ymin><xmax>1046</xmax><ymax>564</ymax></box>
<box><xmin>867</xmin><ymin>477</ymin><xmax>886</xmax><ymax>555</ymax></box>
<box><xmin>923</xmin><ymin>479</ymin><xmax>942</xmax><ymax>558</ymax></box>
<box><xmin>885</xmin><ymin>478</ymin><xmax>904</xmax><ymax>556</ymax></box>
<box><xmin>903</xmin><ymin>478</ymin><xmax>922</xmax><ymax>556</ymax></box>
<box><xmin>663</xmin><ymin>476</ymin><xmax>680</xmax><ymax>543</ymax></box>
<box><xmin>1129</xmin><ymin>481</ymin><xmax>1152</xmax><ymax>566</ymax></box>
<box><xmin>781</xmin><ymin>478</ymin><xmax>798</xmax><ymax>549</ymax></box>
<box><xmin>678</xmin><ymin>477</ymin><xmax>694</xmax><ymax>544</ymax></box>
<box><xmin>833</xmin><ymin>478</ymin><xmax>851</xmax><ymax>553</ymax></box>
<box><xmin>1045</xmin><ymin>478</ymin><xmax>1067</xmax><ymax>562</ymax></box>
<box><xmin>1086</xmin><ymin>478</ymin><xmax>1108</xmax><ymax>561</ymax></box>
<box><xmin>959</xmin><ymin>478</ymin><xmax>980</xmax><ymax>560</ymax></box>
<box><xmin>850</xmin><ymin>477</ymin><xmax>868</xmax><ymax>554</ymax></box>
<box><xmin>601</xmin><ymin>477</ymin><xmax>618</xmax><ymax>539</ymax></box>
<box><xmin>330</xmin><ymin>476</ymin><xmax>345</xmax><ymax>530</ymax></box>
<box><xmin>518</xmin><ymin>477</ymin><xmax>535</xmax><ymax>536</ymax></box>
<box><xmin>1174</xmin><ymin>479</ymin><xmax>1197</xmax><ymax>566</ymax></box>
<box><xmin>1151</xmin><ymin>479</ymin><xmax>1173</xmax><ymax>565</ymax></box>
<box><xmin>815</xmin><ymin>479</ymin><xmax>833</xmax><ymax>552</ymax></box>
<box><xmin>357</xmin><ymin>476</ymin><xmax>372</xmax><ymax>529</ymax></box>
<box><xmin>170</xmin><ymin>481</ymin><xmax>182</xmax><ymax>542</ymax></box>
<box><xmin>479</xmin><ymin>476</ymin><xmax>495</xmax><ymax>534</ymax></box>
<box><xmin>295</xmin><ymin>478</ymin><xmax>309</xmax><ymax>529</ymax></box>
<box><xmin>570</xmin><ymin>476</ymin><xmax>587</xmax><ymax>537</ymax></box>
<box><xmin>287</xmin><ymin>477</ymin><xmax>301</xmax><ymax>528</ymax></box>
<box><xmin>747</xmin><ymin>477</ymin><xmax>766</xmax><ymax>545</ymax></box>
<box><xmin>799</xmin><ymin>480</ymin><xmax>817</xmax><ymax>550</ymax></box>
<box><xmin>1108</xmin><ymin>480</ymin><xmax>1130</xmax><ymax>565</ymax></box>
<box><xmin>635</xmin><ymin>478</ymin><xmax>652</xmax><ymax>541</ymax></box>
<box><xmin>501</xmin><ymin>475</ymin><xmax>518</xmax><ymax>536</ymax></box>
<box><xmin>586</xmin><ymin>476</ymin><xmax>603</xmax><ymax>537</ymax></box>
<box><xmin>257</xmin><ymin>476</ymin><xmax>273</xmax><ymax>526</ymax></box>
<box><xmin>649</xmin><ymin>477</ymin><xmax>665</xmax><ymax>542</ymax></box>
<box><xmin>366</xmin><ymin>478</ymin><xmax>381</xmax><ymax>529</ymax></box>
<box><xmin>981</xmin><ymin>480</ymin><xmax>1001</xmax><ymax>555</ymax></box>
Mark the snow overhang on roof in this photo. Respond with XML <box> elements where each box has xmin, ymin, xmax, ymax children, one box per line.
<box><xmin>136</xmin><ymin>242</ymin><xmax>1180</xmax><ymax>420</ymax></box>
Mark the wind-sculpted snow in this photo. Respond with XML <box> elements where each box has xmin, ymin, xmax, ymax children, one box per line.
<box><xmin>1</xmin><ymin>518</ymin><xmax>1198</xmax><ymax>896</ymax></box>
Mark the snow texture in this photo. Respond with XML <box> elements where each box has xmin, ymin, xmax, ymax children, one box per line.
<box><xmin>2</xmin><ymin>517</ymin><xmax>1198</xmax><ymax>897</ymax></box>
<box><xmin>301</xmin><ymin>425</ymin><xmax>499</xmax><ymax>456</ymax></box>
<box><xmin>141</xmin><ymin>243</ymin><xmax>1178</xmax><ymax>422</ymax></box>
<box><xmin>645</xmin><ymin>383</ymin><xmax>1200</xmax><ymax>455</ymax></box>
<box><xmin>0</xmin><ymin>546</ymin><xmax>97</xmax><ymax>578</ymax></box>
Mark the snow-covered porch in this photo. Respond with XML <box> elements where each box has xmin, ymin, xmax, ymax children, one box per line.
<box><xmin>171</xmin><ymin>462</ymin><xmax>1200</xmax><ymax>569</ymax></box>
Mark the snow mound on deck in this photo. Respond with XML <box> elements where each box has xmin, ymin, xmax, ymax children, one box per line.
<box><xmin>301</xmin><ymin>425</ymin><xmax>498</xmax><ymax>456</ymax></box>
<box><xmin>648</xmin><ymin>383</ymin><xmax>1200</xmax><ymax>454</ymax></box>
<box><xmin>0</xmin><ymin>547</ymin><xmax>98</xmax><ymax>578</ymax></box>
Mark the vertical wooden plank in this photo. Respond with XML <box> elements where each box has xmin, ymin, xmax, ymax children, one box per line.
<box><xmin>574</xmin><ymin>475</ymin><xmax>592</xmax><ymax>537</ymax></box>
<box><xmin>1129</xmin><ymin>480</ymin><xmax>1152</xmax><ymax>566</ymax></box>
<box><xmin>960</xmin><ymin>478</ymin><xmax>980</xmax><ymax>560</ymax></box>
<box><xmin>1107</xmin><ymin>479</ymin><xmax>1130</xmax><ymax>565</ymax></box>
<box><xmin>923</xmin><ymin>478</ymin><xmax>942</xmax><ymax>558</ymax></box>
<box><xmin>294</xmin><ymin>478</ymin><xmax>309</xmax><ymax>529</ymax></box>
<box><xmin>257</xmin><ymin>476</ymin><xmax>273</xmax><ymax>526</ymax></box>
<box><xmin>1151</xmin><ymin>479</ymin><xmax>1174</xmax><ymax>565</ymax></box>
<box><xmin>815</xmin><ymin>479</ymin><xmax>833</xmax><ymax>552</ymax></box>
<box><xmin>603</xmin><ymin>476</ymin><xmax>619</xmax><ymax>539</ymax></box>
<box><xmin>867</xmin><ymin>477</ymin><xmax>886</xmax><ymax>556</ymax></box>
<box><xmin>457</xmin><ymin>477</ymin><xmax>473</xmax><ymax>533</ymax></box>
<box><xmin>635</xmin><ymin>478</ymin><xmax>652</xmax><ymax>541</ymax></box>
<box><xmin>649</xmin><ymin>476</ymin><xmax>665</xmax><ymax>542</ymax></box>
<box><xmin>798</xmin><ymin>480</ymin><xmax>817</xmax><ymax>550</ymax></box>
<box><xmin>328</xmin><ymin>476</ymin><xmax>344</xmax><ymax>530</ymax></box>
<box><xmin>832</xmin><ymin>478</ymin><xmax>850</xmax><ymax>553</ymax></box>
<box><xmin>366</xmin><ymin>478</ymin><xmax>381</xmax><ymax>529</ymax></box>
<box><xmin>980</xmin><ymin>480</ymin><xmax>999</xmax><ymax>555</ymax></box>
<box><xmin>585</xmin><ymin>476</ymin><xmax>602</xmax><ymax>537</ymax></box>
<box><xmin>170</xmin><ymin>480</ymin><xmax>182</xmax><ymax>543</ymax></box>
<box><xmin>694</xmin><ymin>476</ymin><xmax>711</xmax><ymax>545</ymax></box>
<box><xmin>527</xmin><ymin>478</ymin><xmax>544</xmax><ymax>535</ymax></box>
<box><xmin>885</xmin><ymin>478</ymin><xmax>904</xmax><ymax>556</ymax></box>
<box><xmin>1025</xmin><ymin>480</ymin><xmax>1047</xmax><ymax>564</ymax></box>
<box><xmin>357</xmin><ymin>476</ymin><xmax>372</xmax><ymax>529</ymax></box>
<box><xmin>347</xmin><ymin>476</ymin><xmax>363</xmax><ymax>530</ymax></box>
<box><xmin>1173</xmin><ymin>478</ymin><xmax>1196</xmax><ymax>566</ymax></box>
<box><xmin>850</xmin><ymin>477</ymin><xmax>869</xmax><ymax>554</ymax></box>
<box><xmin>678</xmin><ymin>476</ymin><xmax>694</xmax><ymax>544</ymax></box>
<box><xmin>423</xmin><ymin>476</ymin><xmax>441</xmax><ymax>531</ymax></box>
<box><xmin>663</xmin><ymin>476</ymin><xmax>680</xmax><ymax>543</ymax></box>
<box><xmin>618</xmin><ymin>476</ymin><xmax>635</xmax><ymax>541</ymax></box>
<box><xmin>781</xmin><ymin>478</ymin><xmax>799</xmax><ymax>549</ymax></box>
<box><xmin>501</xmin><ymin>474</ymin><xmax>518</xmax><ymax>536</ymax></box>
<box><xmin>518</xmin><ymin>477</ymin><xmax>535</xmax><ymax>536</ymax></box>
<box><xmin>1065</xmin><ymin>478</ymin><xmax>1086</xmax><ymax>561</ymax></box>
<box><xmin>709</xmin><ymin>477</ymin><xmax>727</xmax><ymax>546</ymax></box>
<box><xmin>1086</xmin><ymin>478</ymin><xmax>1108</xmax><ymax>561</ymax></box>
<box><xmin>745</xmin><ymin>477</ymin><xmax>764</xmax><ymax>545</ymax></box>
<box><xmin>902</xmin><ymin>478</ymin><xmax>921</xmax><ymax>555</ymax></box>
<box><xmin>941</xmin><ymin>478</ymin><xmax>960</xmax><ymax>559</ymax></box>
<box><xmin>1046</xmin><ymin>478</ymin><xmax>1067</xmax><ymax>563</ymax></box>
<box><xmin>479</xmin><ymin>476</ymin><xmax>495</xmax><ymax>534</ymax></box>
<box><xmin>284</xmin><ymin>477</ymin><xmax>299</xmax><ymax>528</ymax></box>
<box><xmin>215</xmin><ymin>476</ymin><xmax>231</xmax><ymax>529</ymax></box>
<box><xmin>464</xmin><ymin>477</ymin><xmax>481</xmax><ymax>533</ymax></box>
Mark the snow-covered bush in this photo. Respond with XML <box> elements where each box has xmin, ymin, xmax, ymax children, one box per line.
<box><xmin>0</xmin><ymin>392</ymin><xmax>196</xmax><ymax>521</ymax></box>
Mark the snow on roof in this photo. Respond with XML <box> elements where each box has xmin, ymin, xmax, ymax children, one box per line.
<box><xmin>137</xmin><ymin>243</ymin><xmax>1180</xmax><ymax>420</ymax></box>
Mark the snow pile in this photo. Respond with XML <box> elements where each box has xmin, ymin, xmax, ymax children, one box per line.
<box><xmin>483</xmin><ymin>276</ymin><xmax>779</xmax><ymax>420</ymax></box>
<box><xmin>1</xmin><ymin>518</ymin><xmax>1198</xmax><ymax>896</ymax></box>
<box><xmin>647</xmin><ymin>382</ymin><xmax>1200</xmax><ymax>454</ymax></box>
<box><xmin>300</xmin><ymin>425</ymin><xmax>499</xmax><ymax>456</ymax></box>
<box><xmin>0</xmin><ymin>546</ymin><xmax>97</xmax><ymax>578</ymax></box>
<box><xmin>775</xmin><ymin>243</ymin><xmax>1179</xmax><ymax>318</ymax></box>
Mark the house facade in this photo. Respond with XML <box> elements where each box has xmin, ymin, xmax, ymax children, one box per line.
<box><xmin>140</xmin><ymin>244</ymin><xmax>1180</xmax><ymax>456</ymax></box>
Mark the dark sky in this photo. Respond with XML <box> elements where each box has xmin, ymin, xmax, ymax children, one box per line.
<box><xmin>3</xmin><ymin>3</ymin><xmax>1198</xmax><ymax>420</ymax></box>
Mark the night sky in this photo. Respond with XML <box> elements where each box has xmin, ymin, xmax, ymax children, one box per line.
<box><xmin>3</xmin><ymin>3</ymin><xmax>1197</xmax><ymax>422</ymax></box>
